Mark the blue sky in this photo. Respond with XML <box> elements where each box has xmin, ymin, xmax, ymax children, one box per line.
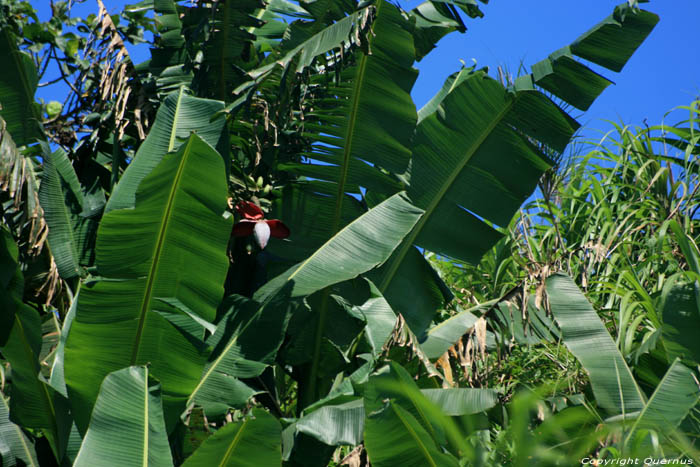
<box><xmin>35</xmin><ymin>0</ymin><xmax>700</xmax><ymax>143</ymax></box>
<box><xmin>407</xmin><ymin>0</ymin><xmax>700</xmax><ymax>142</ymax></box>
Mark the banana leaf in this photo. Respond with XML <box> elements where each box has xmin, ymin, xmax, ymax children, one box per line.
<box><xmin>546</xmin><ymin>273</ymin><xmax>645</xmax><ymax>415</ymax></box>
<box><xmin>0</xmin><ymin>28</ymin><xmax>42</xmax><ymax>146</ymax></box>
<box><xmin>182</xmin><ymin>409</ymin><xmax>280</xmax><ymax>467</ymax></box>
<box><xmin>73</xmin><ymin>366</ymin><xmax>172</xmax><ymax>467</ymax></box>
<box><xmin>65</xmin><ymin>134</ymin><xmax>232</xmax><ymax>432</ymax></box>
<box><xmin>105</xmin><ymin>88</ymin><xmax>225</xmax><ymax>212</ymax></box>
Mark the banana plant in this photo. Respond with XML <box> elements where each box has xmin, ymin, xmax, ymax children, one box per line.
<box><xmin>0</xmin><ymin>0</ymin><xmax>669</xmax><ymax>465</ymax></box>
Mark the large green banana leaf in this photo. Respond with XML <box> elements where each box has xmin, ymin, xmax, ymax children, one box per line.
<box><xmin>569</xmin><ymin>3</ymin><xmax>659</xmax><ymax>73</ymax></box>
<box><xmin>623</xmin><ymin>358</ymin><xmax>700</xmax><ymax>447</ymax></box>
<box><xmin>363</xmin><ymin>363</ymin><xmax>471</xmax><ymax>466</ymax></box>
<box><xmin>105</xmin><ymin>87</ymin><xmax>225</xmax><ymax>212</ymax></box>
<box><xmin>364</xmin><ymin>401</ymin><xmax>459</xmax><ymax>467</ymax></box>
<box><xmin>280</xmin><ymin>0</ymin><xmax>416</xmax><ymax>182</ymax></box>
<box><xmin>147</xmin><ymin>0</ymin><xmax>189</xmax><ymax>91</ymax></box>
<box><xmin>364</xmin><ymin>363</ymin><xmax>447</xmax><ymax>447</ymax></box>
<box><xmin>372</xmin><ymin>68</ymin><xmax>561</xmax><ymax>334</ymax></box>
<box><xmin>270</xmin><ymin>0</ymin><xmax>418</xmax><ymax>265</ymax></box>
<box><xmin>2</xmin><ymin>304</ymin><xmax>60</xmax><ymax>438</ymax></box>
<box><xmin>264</xmin><ymin>192</ymin><xmax>423</xmax><ymax>405</ymax></box>
<box><xmin>286</xmin><ymin>386</ymin><xmax>498</xmax><ymax>455</ymax></box>
<box><xmin>65</xmin><ymin>134</ymin><xmax>232</xmax><ymax>432</ymax></box>
<box><xmin>182</xmin><ymin>409</ymin><xmax>281</xmax><ymax>467</ymax></box>
<box><xmin>294</xmin><ymin>399</ymin><xmax>365</xmax><ymax>448</ymax></box>
<box><xmin>73</xmin><ymin>366</ymin><xmax>172</xmax><ymax>467</ymax></box>
<box><xmin>546</xmin><ymin>273</ymin><xmax>645</xmax><ymax>415</ymax></box>
<box><xmin>0</xmin><ymin>28</ymin><xmax>42</xmax><ymax>146</ymax></box>
<box><xmin>373</xmin><ymin>3</ymin><xmax>657</xmax><ymax>336</ymax></box>
<box><xmin>256</xmin><ymin>192</ymin><xmax>423</xmax><ymax>301</ymax></box>
<box><xmin>1</xmin><ymin>391</ymin><xmax>38</xmax><ymax>467</ymax></box>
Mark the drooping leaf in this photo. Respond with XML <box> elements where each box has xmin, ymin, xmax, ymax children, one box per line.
<box><xmin>420</xmin><ymin>301</ymin><xmax>492</xmax><ymax>359</ymax></box>
<box><xmin>364</xmin><ymin>364</ymin><xmax>440</xmax><ymax>437</ymax></box>
<box><xmin>624</xmin><ymin>358</ymin><xmax>700</xmax><ymax>447</ymax></box>
<box><xmin>240</xmin><ymin>6</ymin><xmax>372</xmax><ymax>84</ymax></box>
<box><xmin>362</xmin><ymin>365</ymin><xmax>476</xmax><ymax>464</ymax></box>
<box><xmin>295</xmin><ymin>399</ymin><xmax>365</xmax><ymax>447</ymax></box>
<box><xmin>73</xmin><ymin>366</ymin><xmax>173</xmax><ymax>467</ymax></box>
<box><xmin>345</xmin><ymin>279</ymin><xmax>397</xmax><ymax>358</ymax></box>
<box><xmin>492</xmin><ymin>299</ymin><xmax>560</xmax><ymax>345</ymax></box>
<box><xmin>1</xmin><ymin>300</ymin><xmax>61</xmax><ymax>458</ymax></box>
<box><xmin>38</xmin><ymin>145</ymin><xmax>85</xmax><ymax>279</ymax></box>
<box><xmin>408</xmin><ymin>1</ymin><xmax>466</xmax><ymax>61</ymax></box>
<box><xmin>546</xmin><ymin>273</ymin><xmax>645</xmax><ymax>415</ymax></box>
<box><xmin>0</xmin><ymin>392</ymin><xmax>38</xmax><ymax>467</ymax></box>
<box><xmin>65</xmin><ymin>134</ymin><xmax>232</xmax><ymax>432</ymax></box>
<box><xmin>0</xmin><ymin>107</ymin><xmax>44</xmax><ymax>257</ymax></box>
<box><xmin>0</xmin><ymin>228</ymin><xmax>60</xmax><ymax>457</ymax></box>
<box><xmin>261</xmin><ymin>192</ymin><xmax>422</xmax><ymax>407</ymax></box>
<box><xmin>420</xmin><ymin>388</ymin><xmax>500</xmax><ymax>416</ymax></box>
<box><xmin>659</xmin><ymin>276</ymin><xmax>700</xmax><ymax>365</ymax></box>
<box><xmin>182</xmin><ymin>409</ymin><xmax>281</xmax><ymax>467</ymax></box>
<box><xmin>105</xmin><ymin>88</ymin><xmax>225</xmax><ymax>212</ymax></box>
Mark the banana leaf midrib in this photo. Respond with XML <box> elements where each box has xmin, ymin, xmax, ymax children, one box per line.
<box><xmin>331</xmin><ymin>52</ymin><xmax>368</xmax><ymax>234</ymax></box>
<box><xmin>129</xmin><ymin>135</ymin><xmax>193</xmax><ymax>365</ymax></box>
<box><xmin>167</xmin><ymin>88</ymin><xmax>185</xmax><ymax>151</ymax></box>
<box><xmin>308</xmin><ymin>0</ymin><xmax>387</xmax><ymax>406</ymax></box>
<box><xmin>187</xmin><ymin>331</ymin><xmax>242</xmax><ymax>405</ymax></box>
<box><xmin>141</xmin><ymin>369</ymin><xmax>149</xmax><ymax>467</ymax></box>
<box><xmin>329</xmin><ymin>0</ymin><xmax>387</xmax><ymax>235</ymax></box>
<box><xmin>378</xmin><ymin>91</ymin><xmax>517</xmax><ymax>294</ymax></box>
<box><xmin>221</xmin><ymin>418</ymin><xmax>248</xmax><ymax>465</ymax></box>
<box><xmin>391</xmin><ymin>403</ymin><xmax>437</xmax><ymax>467</ymax></box>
